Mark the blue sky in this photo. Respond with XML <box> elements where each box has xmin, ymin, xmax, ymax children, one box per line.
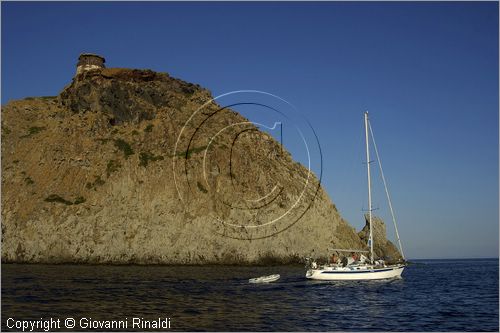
<box><xmin>2</xmin><ymin>2</ymin><xmax>498</xmax><ymax>259</ymax></box>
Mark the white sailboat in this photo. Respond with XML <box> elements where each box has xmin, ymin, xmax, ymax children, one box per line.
<box><xmin>306</xmin><ymin>112</ymin><xmax>406</xmax><ymax>281</ymax></box>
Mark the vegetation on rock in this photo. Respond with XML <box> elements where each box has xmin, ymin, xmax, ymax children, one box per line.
<box><xmin>139</xmin><ymin>151</ymin><xmax>164</xmax><ymax>167</ymax></box>
<box><xmin>20</xmin><ymin>126</ymin><xmax>46</xmax><ymax>138</ymax></box>
<box><xmin>114</xmin><ymin>139</ymin><xmax>134</xmax><ymax>158</ymax></box>
<box><xmin>106</xmin><ymin>160</ymin><xmax>121</xmax><ymax>177</ymax></box>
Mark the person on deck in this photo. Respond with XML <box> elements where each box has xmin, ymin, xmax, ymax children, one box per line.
<box><xmin>330</xmin><ymin>254</ymin><xmax>338</xmax><ymax>264</ymax></box>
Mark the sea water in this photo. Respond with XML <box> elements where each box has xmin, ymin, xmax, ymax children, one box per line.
<box><xmin>2</xmin><ymin>259</ymin><xmax>498</xmax><ymax>331</ymax></box>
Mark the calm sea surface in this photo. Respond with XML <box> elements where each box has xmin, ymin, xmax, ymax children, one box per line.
<box><xmin>2</xmin><ymin>259</ymin><xmax>498</xmax><ymax>331</ymax></box>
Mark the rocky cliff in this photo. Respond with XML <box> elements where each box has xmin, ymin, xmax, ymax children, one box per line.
<box><xmin>358</xmin><ymin>215</ymin><xmax>402</xmax><ymax>263</ymax></box>
<box><xmin>1</xmin><ymin>63</ymin><xmax>402</xmax><ymax>264</ymax></box>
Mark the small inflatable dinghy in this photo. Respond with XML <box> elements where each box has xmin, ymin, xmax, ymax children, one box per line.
<box><xmin>249</xmin><ymin>274</ymin><xmax>280</xmax><ymax>284</ymax></box>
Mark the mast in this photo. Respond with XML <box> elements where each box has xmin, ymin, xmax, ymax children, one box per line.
<box><xmin>364</xmin><ymin>112</ymin><xmax>374</xmax><ymax>264</ymax></box>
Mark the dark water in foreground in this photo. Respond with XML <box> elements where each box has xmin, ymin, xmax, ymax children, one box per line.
<box><xmin>2</xmin><ymin>259</ymin><xmax>498</xmax><ymax>331</ymax></box>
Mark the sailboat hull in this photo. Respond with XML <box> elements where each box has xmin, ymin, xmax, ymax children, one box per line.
<box><xmin>306</xmin><ymin>265</ymin><xmax>405</xmax><ymax>281</ymax></box>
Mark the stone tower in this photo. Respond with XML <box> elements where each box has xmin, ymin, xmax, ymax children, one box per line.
<box><xmin>76</xmin><ymin>53</ymin><xmax>105</xmax><ymax>75</ymax></box>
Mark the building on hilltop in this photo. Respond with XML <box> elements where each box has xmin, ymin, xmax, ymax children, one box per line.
<box><xmin>76</xmin><ymin>53</ymin><xmax>105</xmax><ymax>74</ymax></box>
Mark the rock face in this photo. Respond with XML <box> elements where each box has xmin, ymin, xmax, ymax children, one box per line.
<box><xmin>59</xmin><ymin>68</ymin><xmax>201</xmax><ymax>124</ymax></box>
<box><xmin>1</xmin><ymin>64</ymin><xmax>402</xmax><ymax>264</ymax></box>
<box><xmin>358</xmin><ymin>214</ymin><xmax>402</xmax><ymax>262</ymax></box>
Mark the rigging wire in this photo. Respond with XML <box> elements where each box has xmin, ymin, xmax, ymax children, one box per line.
<box><xmin>368</xmin><ymin>121</ymin><xmax>406</xmax><ymax>260</ymax></box>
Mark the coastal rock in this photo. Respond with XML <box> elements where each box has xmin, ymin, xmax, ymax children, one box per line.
<box><xmin>59</xmin><ymin>68</ymin><xmax>204</xmax><ymax>124</ymax></box>
<box><xmin>358</xmin><ymin>214</ymin><xmax>402</xmax><ymax>262</ymax></box>
<box><xmin>1</xmin><ymin>63</ymin><xmax>401</xmax><ymax>264</ymax></box>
